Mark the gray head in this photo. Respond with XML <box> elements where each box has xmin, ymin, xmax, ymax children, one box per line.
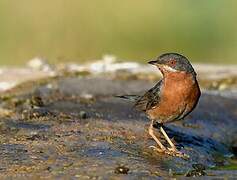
<box><xmin>148</xmin><ymin>53</ymin><xmax>196</xmax><ymax>76</ymax></box>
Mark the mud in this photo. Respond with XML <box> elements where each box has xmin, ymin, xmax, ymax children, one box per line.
<box><xmin>0</xmin><ymin>76</ymin><xmax>236</xmax><ymax>179</ymax></box>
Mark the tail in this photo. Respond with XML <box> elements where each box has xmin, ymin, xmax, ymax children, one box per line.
<box><xmin>115</xmin><ymin>95</ymin><xmax>140</xmax><ymax>102</ymax></box>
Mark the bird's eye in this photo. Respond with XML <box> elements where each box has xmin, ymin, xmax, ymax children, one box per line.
<box><xmin>169</xmin><ymin>60</ymin><xmax>176</xmax><ymax>66</ymax></box>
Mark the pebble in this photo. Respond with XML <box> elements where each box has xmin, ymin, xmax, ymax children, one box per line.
<box><xmin>114</xmin><ymin>166</ymin><xmax>129</xmax><ymax>174</ymax></box>
<box><xmin>185</xmin><ymin>164</ymin><xmax>206</xmax><ymax>177</ymax></box>
<box><xmin>79</xmin><ymin>111</ymin><xmax>87</xmax><ymax>119</ymax></box>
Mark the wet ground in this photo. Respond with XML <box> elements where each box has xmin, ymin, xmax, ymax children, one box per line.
<box><xmin>0</xmin><ymin>74</ymin><xmax>237</xmax><ymax>179</ymax></box>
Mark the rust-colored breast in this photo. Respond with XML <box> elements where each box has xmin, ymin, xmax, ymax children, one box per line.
<box><xmin>147</xmin><ymin>72</ymin><xmax>200</xmax><ymax>123</ymax></box>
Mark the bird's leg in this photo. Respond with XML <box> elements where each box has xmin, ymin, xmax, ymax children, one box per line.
<box><xmin>160</xmin><ymin>126</ymin><xmax>189</xmax><ymax>158</ymax></box>
<box><xmin>148</xmin><ymin>121</ymin><xmax>189</xmax><ymax>158</ymax></box>
<box><xmin>148</xmin><ymin>120</ymin><xmax>166</xmax><ymax>152</ymax></box>
<box><xmin>160</xmin><ymin>126</ymin><xmax>177</xmax><ymax>151</ymax></box>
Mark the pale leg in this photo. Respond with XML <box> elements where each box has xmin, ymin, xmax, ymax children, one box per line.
<box><xmin>148</xmin><ymin>121</ymin><xmax>188</xmax><ymax>158</ymax></box>
<box><xmin>160</xmin><ymin>126</ymin><xmax>176</xmax><ymax>150</ymax></box>
<box><xmin>160</xmin><ymin>126</ymin><xmax>189</xmax><ymax>158</ymax></box>
<box><xmin>148</xmin><ymin>120</ymin><xmax>166</xmax><ymax>151</ymax></box>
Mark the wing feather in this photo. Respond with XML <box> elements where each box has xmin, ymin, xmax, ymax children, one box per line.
<box><xmin>134</xmin><ymin>80</ymin><xmax>163</xmax><ymax>111</ymax></box>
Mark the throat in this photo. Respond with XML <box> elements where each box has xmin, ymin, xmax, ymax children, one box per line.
<box><xmin>163</xmin><ymin>71</ymin><xmax>194</xmax><ymax>82</ymax></box>
<box><xmin>162</xmin><ymin>72</ymin><xmax>196</xmax><ymax>93</ymax></box>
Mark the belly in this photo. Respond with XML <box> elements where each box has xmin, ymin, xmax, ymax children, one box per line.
<box><xmin>147</xmin><ymin>97</ymin><xmax>187</xmax><ymax>123</ymax></box>
<box><xmin>147</xmin><ymin>78</ymin><xmax>200</xmax><ymax>123</ymax></box>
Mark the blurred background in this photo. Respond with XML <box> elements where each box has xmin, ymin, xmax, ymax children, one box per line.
<box><xmin>0</xmin><ymin>0</ymin><xmax>237</xmax><ymax>65</ymax></box>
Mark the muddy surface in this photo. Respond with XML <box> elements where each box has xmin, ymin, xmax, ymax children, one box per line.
<box><xmin>0</xmin><ymin>76</ymin><xmax>236</xmax><ymax>179</ymax></box>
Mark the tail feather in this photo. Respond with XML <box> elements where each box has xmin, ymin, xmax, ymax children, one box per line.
<box><xmin>115</xmin><ymin>95</ymin><xmax>140</xmax><ymax>101</ymax></box>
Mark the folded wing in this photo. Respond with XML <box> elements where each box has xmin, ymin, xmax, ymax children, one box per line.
<box><xmin>134</xmin><ymin>80</ymin><xmax>163</xmax><ymax>111</ymax></box>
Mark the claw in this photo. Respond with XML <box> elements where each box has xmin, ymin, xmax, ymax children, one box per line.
<box><xmin>149</xmin><ymin>146</ymin><xmax>189</xmax><ymax>159</ymax></box>
<box><xmin>149</xmin><ymin>145</ymin><xmax>166</xmax><ymax>153</ymax></box>
<box><xmin>167</xmin><ymin>148</ymin><xmax>189</xmax><ymax>159</ymax></box>
<box><xmin>167</xmin><ymin>147</ymin><xmax>178</xmax><ymax>152</ymax></box>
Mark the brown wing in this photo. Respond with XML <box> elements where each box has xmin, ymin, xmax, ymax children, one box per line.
<box><xmin>134</xmin><ymin>80</ymin><xmax>163</xmax><ymax>111</ymax></box>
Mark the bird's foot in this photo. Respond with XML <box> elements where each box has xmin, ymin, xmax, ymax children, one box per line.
<box><xmin>149</xmin><ymin>145</ymin><xmax>166</xmax><ymax>153</ymax></box>
<box><xmin>167</xmin><ymin>147</ymin><xmax>189</xmax><ymax>159</ymax></box>
<box><xmin>149</xmin><ymin>146</ymin><xmax>189</xmax><ymax>159</ymax></box>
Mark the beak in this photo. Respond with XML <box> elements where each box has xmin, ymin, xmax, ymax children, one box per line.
<box><xmin>148</xmin><ymin>60</ymin><xmax>158</xmax><ymax>65</ymax></box>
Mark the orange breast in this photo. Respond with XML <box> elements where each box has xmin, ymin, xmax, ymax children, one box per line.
<box><xmin>147</xmin><ymin>72</ymin><xmax>200</xmax><ymax>123</ymax></box>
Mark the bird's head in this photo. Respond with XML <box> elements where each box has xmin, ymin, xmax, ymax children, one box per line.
<box><xmin>148</xmin><ymin>53</ymin><xmax>196</xmax><ymax>76</ymax></box>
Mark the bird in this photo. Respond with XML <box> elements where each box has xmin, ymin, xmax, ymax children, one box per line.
<box><xmin>117</xmin><ymin>53</ymin><xmax>201</xmax><ymax>157</ymax></box>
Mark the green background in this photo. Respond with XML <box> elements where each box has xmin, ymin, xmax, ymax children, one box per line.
<box><xmin>0</xmin><ymin>0</ymin><xmax>237</xmax><ymax>65</ymax></box>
